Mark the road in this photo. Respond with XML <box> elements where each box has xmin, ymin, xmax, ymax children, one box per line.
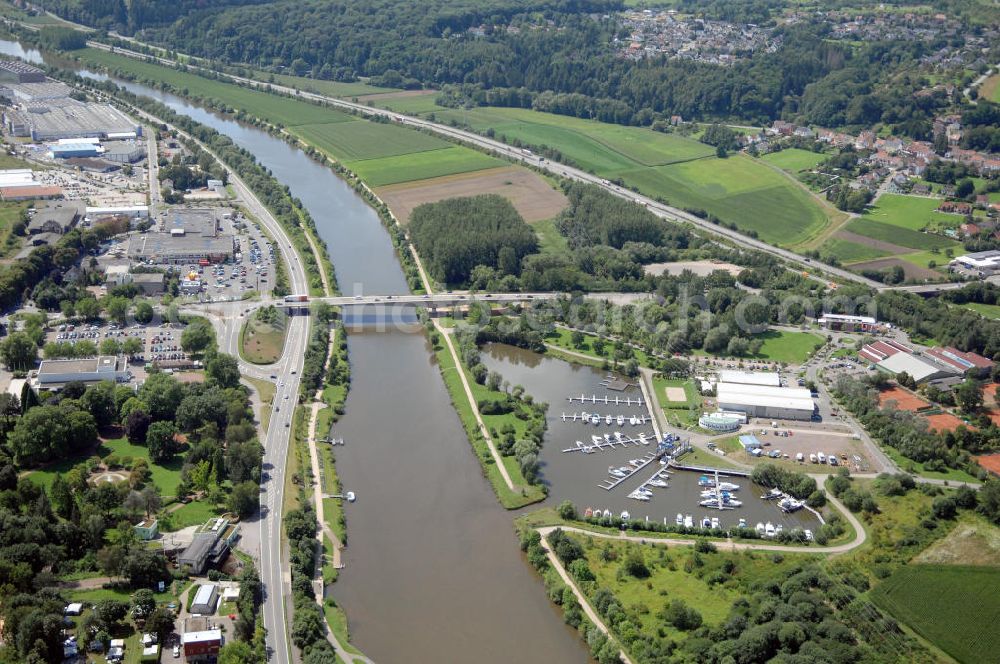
<box><xmin>85</xmin><ymin>39</ymin><xmax>893</xmax><ymax>291</ymax></box>
<box><xmin>101</xmin><ymin>96</ymin><xmax>313</xmax><ymax>664</ymax></box>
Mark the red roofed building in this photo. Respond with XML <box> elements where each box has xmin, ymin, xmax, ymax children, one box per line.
<box><xmin>925</xmin><ymin>347</ymin><xmax>994</xmax><ymax>377</ymax></box>
<box><xmin>859</xmin><ymin>339</ymin><xmax>911</xmax><ymax>364</ymax></box>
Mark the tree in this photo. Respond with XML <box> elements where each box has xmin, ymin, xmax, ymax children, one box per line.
<box><xmin>145</xmin><ymin>606</ymin><xmax>175</xmax><ymax>638</ymax></box>
<box><xmin>227</xmin><ymin>481</ymin><xmax>259</xmax><ymax>518</ymax></box>
<box><xmin>218</xmin><ymin>641</ymin><xmax>255</xmax><ymax>664</ymax></box>
<box><xmin>134</xmin><ymin>301</ymin><xmax>154</xmax><ymax>324</ymax></box>
<box><xmin>80</xmin><ymin>381</ymin><xmax>117</xmax><ymax>428</ymax></box>
<box><xmin>122</xmin><ymin>548</ymin><xmax>168</xmax><ymax>588</ymax></box>
<box><xmin>125</xmin><ymin>408</ymin><xmax>152</xmax><ymax>444</ymax></box>
<box><xmin>100</xmin><ymin>338</ymin><xmax>122</xmax><ymax>355</ymax></box>
<box><xmin>932</xmin><ymin>496</ymin><xmax>957</xmax><ymax>520</ymax></box>
<box><xmin>955</xmin><ymin>379</ymin><xmax>983</xmax><ymax>413</ymax></box>
<box><xmin>8</xmin><ymin>405</ymin><xmax>97</xmax><ymax>466</ymax></box>
<box><xmin>955</xmin><ymin>178</ymin><xmax>975</xmax><ymax>199</ymax></box>
<box><xmin>662</xmin><ymin>599</ymin><xmax>702</xmax><ymax>630</ymax></box>
<box><xmin>104</xmin><ymin>296</ymin><xmax>130</xmax><ymax>324</ymax></box>
<box><xmin>93</xmin><ymin>599</ymin><xmax>128</xmax><ymax>629</ymax></box>
<box><xmin>570</xmin><ymin>330</ymin><xmax>585</xmax><ymax>348</ymax></box>
<box><xmin>146</xmin><ymin>420</ymin><xmax>178</xmax><ymax>463</ymax></box>
<box><xmin>0</xmin><ymin>332</ymin><xmax>37</xmax><ymax>371</ymax></box>
<box><xmin>207</xmin><ymin>353</ymin><xmax>240</xmax><ymax>388</ymax></box>
<box><xmin>140</xmin><ymin>486</ymin><xmax>162</xmax><ymax>517</ymax></box>
<box><xmin>557</xmin><ymin>500</ymin><xmax>577</xmax><ymax>520</ymax></box>
<box><xmin>131</xmin><ymin>589</ymin><xmax>156</xmax><ymax>619</ymax></box>
<box><xmin>622</xmin><ymin>549</ymin><xmax>649</xmax><ymax>578</ymax></box>
<box><xmin>181</xmin><ymin>320</ymin><xmax>214</xmax><ymax>355</ymax></box>
<box><xmin>978</xmin><ymin>480</ymin><xmax>1000</xmax><ymax>524</ymax></box>
<box><xmin>76</xmin><ymin>297</ymin><xmax>100</xmax><ymax>320</ymax></box>
<box><xmin>139</xmin><ymin>372</ymin><xmax>184</xmax><ymax>421</ymax></box>
<box><xmin>122</xmin><ymin>337</ymin><xmax>143</xmax><ymax>356</ymax></box>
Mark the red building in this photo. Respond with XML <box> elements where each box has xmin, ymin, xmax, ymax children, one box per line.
<box><xmin>182</xmin><ymin>629</ymin><xmax>222</xmax><ymax>661</ymax></box>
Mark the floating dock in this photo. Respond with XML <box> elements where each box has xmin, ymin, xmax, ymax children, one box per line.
<box><xmin>567</xmin><ymin>393</ymin><xmax>644</xmax><ymax>406</ymax></box>
<box><xmin>668</xmin><ymin>463</ymin><xmax>750</xmax><ymax>478</ymax></box>
<box><xmin>560</xmin><ymin>412</ymin><xmax>650</xmax><ymax>424</ymax></box>
<box><xmin>560</xmin><ymin>431</ymin><xmax>654</xmax><ymax>453</ymax></box>
<box><xmin>599</xmin><ymin>451</ymin><xmax>660</xmax><ymax>491</ymax></box>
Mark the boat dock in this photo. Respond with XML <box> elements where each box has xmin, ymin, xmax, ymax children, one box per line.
<box><xmin>599</xmin><ymin>451</ymin><xmax>660</xmax><ymax>491</ymax></box>
<box><xmin>561</xmin><ymin>431</ymin><xmax>654</xmax><ymax>453</ymax></box>
<box><xmin>560</xmin><ymin>412</ymin><xmax>650</xmax><ymax>424</ymax></box>
<box><xmin>668</xmin><ymin>463</ymin><xmax>750</xmax><ymax>478</ymax></box>
<box><xmin>567</xmin><ymin>393</ymin><xmax>645</xmax><ymax>406</ymax></box>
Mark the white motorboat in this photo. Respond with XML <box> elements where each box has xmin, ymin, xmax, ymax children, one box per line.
<box><xmin>738</xmin><ymin>518</ymin><xmax>747</xmax><ymax>528</ymax></box>
<box><xmin>779</xmin><ymin>497</ymin><xmax>803</xmax><ymax>513</ymax></box>
<box><xmin>609</xmin><ymin>468</ymin><xmax>628</xmax><ymax>478</ymax></box>
<box><xmin>614</xmin><ymin>431</ymin><xmax>624</xmax><ymax>441</ymax></box>
<box><xmin>755</xmin><ymin>522</ymin><xmax>765</xmax><ymax>533</ymax></box>
<box><xmin>629</xmin><ymin>416</ymin><xmax>638</xmax><ymax>425</ymax></box>
<box><xmin>604</xmin><ymin>433</ymin><xmax>612</xmax><ymax>443</ymax></box>
<box><xmin>629</xmin><ymin>458</ymin><xmax>644</xmax><ymax>467</ymax></box>
<box><xmin>804</xmin><ymin>529</ymin><xmax>813</xmax><ymax>541</ymax></box>
<box><xmin>620</xmin><ymin>510</ymin><xmax>630</xmax><ymax>521</ymax></box>
<box><xmin>717</xmin><ymin>482</ymin><xmax>740</xmax><ymax>491</ymax></box>
<box><xmin>676</xmin><ymin>513</ymin><xmax>683</xmax><ymax>525</ymax></box>
<box><xmin>602</xmin><ymin>509</ymin><xmax>612</xmax><ymax>519</ymax></box>
<box><xmin>346</xmin><ymin>491</ymin><xmax>356</xmax><ymax>502</ymax></box>
<box><xmin>764</xmin><ymin>522</ymin><xmax>775</xmax><ymax>537</ymax></box>
<box><xmin>683</xmin><ymin>515</ymin><xmax>694</xmax><ymax>528</ymax></box>
<box><xmin>647</xmin><ymin>478</ymin><xmax>668</xmax><ymax>488</ymax></box>
<box><xmin>761</xmin><ymin>488</ymin><xmax>783</xmax><ymax>500</ymax></box>
<box><xmin>628</xmin><ymin>491</ymin><xmax>650</xmax><ymax>502</ymax></box>
<box><xmin>606</xmin><ymin>415</ymin><xmax>613</xmax><ymax>425</ymax></box>
<box><xmin>591</xmin><ymin>414</ymin><xmax>600</xmax><ymax>425</ymax></box>
<box><xmin>701</xmin><ymin>516</ymin><xmax>712</xmax><ymax>528</ymax></box>
<box><xmin>591</xmin><ymin>435</ymin><xmax>603</xmax><ymax>444</ymax></box>
<box><xmin>711</xmin><ymin>517</ymin><xmax>720</xmax><ymax>529</ymax></box>
<box><xmin>638</xmin><ymin>433</ymin><xmax>648</xmax><ymax>444</ymax></box>
<box><xmin>617</xmin><ymin>415</ymin><xmax>625</xmax><ymax>426</ymax></box>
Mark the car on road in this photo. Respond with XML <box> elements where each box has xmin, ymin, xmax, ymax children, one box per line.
<box><xmin>173</xmin><ymin>645</ymin><xmax>180</xmax><ymax>658</ymax></box>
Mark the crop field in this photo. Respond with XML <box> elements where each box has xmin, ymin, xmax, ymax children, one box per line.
<box><xmin>761</xmin><ymin>148</ymin><xmax>826</xmax><ymax>172</ymax></box>
<box><xmin>621</xmin><ymin>155</ymin><xmax>832</xmax><ymax>246</ymax></box>
<box><xmin>266</xmin><ymin>72</ymin><xmax>396</xmax><ymax>98</ymax></box>
<box><xmin>78</xmin><ymin>48</ymin><xmax>353</xmax><ymax>127</ymax></box>
<box><xmin>346</xmin><ymin>146</ymin><xmax>502</xmax><ymax>186</ymax></box>
<box><xmin>824</xmin><ymin>237</ymin><xmax>891</xmax><ymax>263</ymax></box>
<box><xmin>376</xmin><ymin>165</ymin><xmax>567</xmax><ymax>223</ymax></box>
<box><xmin>864</xmin><ymin>194</ymin><xmax>962</xmax><ymax>232</ymax></box>
<box><xmin>434</xmin><ymin>107</ymin><xmax>714</xmax><ymax>168</ymax></box>
<box><xmin>871</xmin><ymin>565</ymin><xmax>1000</xmax><ymax>664</ymax></box>
<box><xmin>362</xmin><ymin>91</ymin><xmax>444</xmax><ymax>114</ymax></box>
<box><xmin>291</xmin><ymin>120</ymin><xmax>448</xmax><ymax>161</ymax></box>
<box><xmin>844</xmin><ymin>218</ymin><xmax>956</xmax><ymax>250</ymax></box>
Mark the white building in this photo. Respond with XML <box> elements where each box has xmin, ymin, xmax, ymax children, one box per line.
<box><xmin>33</xmin><ymin>355</ymin><xmax>128</xmax><ymax>389</ymax></box>
<box><xmin>190</xmin><ymin>584</ymin><xmax>218</xmax><ymax>615</ymax></box>
<box><xmin>716</xmin><ymin>382</ymin><xmax>815</xmax><ymax>420</ymax></box>
<box><xmin>950</xmin><ymin>250</ymin><xmax>1000</xmax><ymax>277</ymax></box>
<box><xmin>717</xmin><ymin>370</ymin><xmax>781</xmax><ymax>387</ymax></box>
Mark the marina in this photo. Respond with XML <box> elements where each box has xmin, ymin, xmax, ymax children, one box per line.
<box><xmin>560</xmin><ymin>412</ymin><xmax>650</xmax><ymax>425</ymax></box>
<box><xmin>599</xmin><ymin>451</ymin><xmax>660</xmax><ymax>491</ymax></box>
<box><xmin>560</xmin><ymin>430</ymin><xmax>655</xmax><ymax>453</ymax></box>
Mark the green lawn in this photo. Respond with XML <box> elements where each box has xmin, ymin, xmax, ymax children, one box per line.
<box><xmin>694</xmin><ymin>329</ymin><xmax>824</xmax><ymax>364</ymax></box>
<box><xmin>543</xmin><ymin>327</ymin><xmax>655</xmax><ymax>368</ymax></box>
<box><xmin>291</xmin><ymin>119</ymin><xmax>449</xmax><ymax>161</ymax></box>
<box><xmin>161</xmin><ymin>499</ymin><xmax>223</xmax><ymax>531</ymax></box>
<box><xmin>0</xmin><ymin>200</ymin><xmax>27</xmax><ymax>258</ymax></box>
<box><xmin>346</xmin><ymin>146</ymin><xmax>502</xmax><ymax>186</ymax></box>
<box><xmin>761</xmin><ymin>148</ymin><xmax>826</xmax><ymax>172</ymax></box>
<box><xmin>240</xmin><ymin>308</ymin><xmax>287</xmax><ymax>364</ymax></box>
<box><xmin>864</xmin><ymin>194</ymin><xmax>962</xmax><ymax>232</ymax></box>
<box><xmin>825</xmin><ymin>237</ymin><xmax>891</xmax><ymax>264</ymax></box>
<box><xmin>266</xmin><ymin>72</ymin><xmax>396</xmax><ymax>98</ymax></box>
<box><xmin>883</xmin><ymin>446</ymin><xmax>982</xmax><ymax>483</ymax></box>
<box><xmin>77</xmin><ymin>48</ymin><xmax>355</xmax><ymax>127</ymax></box>
<box><xmin>845</xmin><ymin>218</ymin><xmax>958</xmax><ymax>251</ymax></box>
<box><xmin>532</xmin><ymin>218</ymin><xmax>570</xmax><ymax>256</ymax></box>
<box><xmin>899</xmin><ymin>249</ymin><xmax>953</xmax><ymax>271</ymax></box>
<box><xmin>651</xmin><ymin>375</ymin><xmax>701</xmax><ymax>428</ymax></box>
<box><xmin>370</xmin><ymin>93</ymin><xmax>446</xmax><ymax>115</ymax></box>
<box><xmin>956</xmin><ymin>301</ymin><xmax>1000</xmax><ymax>320</ymax></box>
<box><xmin>871</xmin><ymin>565</ymin><xmax>1000</xmax><ymax>664</ymax></box>
<box><xmin>23</xmin><ymin>437</ymin><xmax>185</xmax><ymax>497</ymax></box>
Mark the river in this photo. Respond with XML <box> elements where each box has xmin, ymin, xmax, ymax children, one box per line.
<box><xmin>0</xmin><ymin>38</ymin><xmax>590</xmax><ymax>663</ymax></box>
<box><xmin>480</xmin><ymin>345</ymin><xmax>820</xmax><ymax>532</ymax></box>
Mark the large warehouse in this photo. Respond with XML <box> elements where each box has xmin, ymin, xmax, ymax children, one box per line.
<box><xmin>716</xmin><ymin>382</ymin><xmax>816</xmax><ymax>420</ymax></box>
<box><xmin>718</xmin><ymin>370</ymin><xmax>781</xmax><ymax>387</ymax></box>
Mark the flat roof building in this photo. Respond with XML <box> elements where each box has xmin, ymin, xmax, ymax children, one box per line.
<box><xmin>181</xmin><ymin>629</ymin><xmax>222</xmax><ymax>661</ymax></box>
<box><xmin>26</xmin><ymin>201</ymin><xmax>82</xmax><ymax>235</ymax></box>
<box><xmin>0</xmin><ymin>59</ymin><xmax>46</xmax><ymax>83</ymax></box>
<box><xmin>716</xmin><ymin>382</ymin><xmax>815</xmax><ymax>420</ymax></box>
<box><xmin>34</xmin><ymin>355</ymin><xmax>127</xmax><ymax>389</ymax></box>
<box><xmin>924</xmin><ymin>346</ymin><xmax>994</xmax><ymax>377</ymax></box>
<box><xmin>950</xmin><ymin>250</ymin><xmax>1000</xmax><ymax>277</ymax></box>
<box><xmin>128</xmin><ymin>233</ymin><xmax>234</xmax><ymax>264</ymax></box>
<box><xmin>818</xmin><ymin>313</ymin><xmax>880</xmax><ymax>332</ymax></box>
<box><xmin>10</xmin><ymin>97</ymin><xmax>140</xmax><ymax>141</ymax></box>
<box><xmin>718</xmin><ymin>370</ymin><xmax>781</xmax><ymax>387</ymax></box>
<box><xmin>166</xmin><ymin>208</ymin><xmax>219</xmax><ymax>236</ymax></box>
<box><xmin>190</xmin><ymin>584</ymin><xmax>218</xmax><ymax>616</ymax></box>
<box><xmin>877</xmin><ymin>352</ymin><xmax>958</xmax><ymax>384</ymax></box>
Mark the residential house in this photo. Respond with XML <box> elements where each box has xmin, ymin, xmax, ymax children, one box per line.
<box><xmin>938</xmin><ymin>201</ymin><xmax>972</xmax><ymax>215</ymax></box>
<box><xmin>912</xmin><ymin>183</ymin><xmax>931</xmax><ymax>196</ymax></box>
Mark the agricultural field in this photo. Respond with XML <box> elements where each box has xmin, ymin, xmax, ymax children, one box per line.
<box><xmin>265</xmin><ymin>72</ymin><xmax>396</xmax><ymax>98</ymax></box>
<box><xmin>290</xmin><ymin>120</ymin><xmax>448</xmax><ymax>161</ymax></box>
<box><xmin>823</xmin><ymin>237</ymin><xmax>891</xmax><ymax>264</ymax></box>
<box><xmin>913</xmin><ymin>518</ymin><xmax>1000</xmax><ymax>567</ymax></box>
<box><xmin>871</xmin><ymin>565</ymin><xmax>1000</xmax><ymax>664</ymax></box>
<box><xmin>346</xmin><ymin>146</ymin><xmax>502</xmax><ymax>187</ymax></box>
<box><xmin>360</xmin><ymin>90</ymin><xmax>443</xmax><ymax>114</ymax></box>
<box><xmin>376</xmin><ymin>165</ymin><xmax>567</xmax><ymax>223</ymax></box>
<box><xmin>760</xmin><ymin>147</ymin><xmax>826</xmax><ymax>173</ymax></box>
<box><xmin>843</xmin><ymin>217</ymin><xmax>958</xmax><ymax>251</ymax></box>
<box><xmin>863</xmin><ymin>194</ymin><xmax>963</xmax><ymax>232</ymax></box>
<box><xmin>620</xmin><ymin>155</ymin><xmax>834</xmax><ymax>246</ymax></box>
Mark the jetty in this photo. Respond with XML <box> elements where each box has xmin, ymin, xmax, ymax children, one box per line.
<box><xmin>567</xmin><ymin>393</ymin><xmax>644</xmax><ymax>406</ymax></box>
<box><xmin>318</xmin><ymin>437</ymin><xmax>345</xmax><ymax>446</ymax></box>
<box><xmin>561</xmin><ymin>431</ymin><xmax>654</xmax><ymax>453</ymax></box>
<box><xmin>560</xmin><ymin>412</ymin><xmax>650</xmax><ymax>424</ymax></box>
<box><xmin>599</xmin><ymin>451</ymin><xmax>660</xmax><ymax>491</ymax></box>
<box><xmin>668</xmin><ymin>463</ymin><xmax>750</xmax><ymax>478</ymax></box>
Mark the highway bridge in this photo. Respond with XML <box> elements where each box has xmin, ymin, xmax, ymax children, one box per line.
<box><xmin>274</xmin><ymin>292</ymin><xmax>557</xmax><ymax>307</ymax></box>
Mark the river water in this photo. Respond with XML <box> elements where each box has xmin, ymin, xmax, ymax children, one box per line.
<box><xmin>480</xmin><ymin>345</ymin><xmax>819</xmax><ymax>532</ymax></box>
<box><xmin>1</xmin><ymin>38</ymin><xmax>590</xmax><ymax>662</ymax></box>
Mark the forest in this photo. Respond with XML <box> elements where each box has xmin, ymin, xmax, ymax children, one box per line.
<box><xmin>408</xmin><ymin>195</ymin><xmax>537</xmax><ymax>285</ymax></box>
<box><xmin>38</xmin><ymin>0</ymin><xmax>994</xmax><ymax>134</ymax></box>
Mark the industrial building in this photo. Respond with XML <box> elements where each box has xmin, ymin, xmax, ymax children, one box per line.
<box><xmin>33</xmin><ymin>355</ymin><xmax>128</xmax><ymax>389</ymax></box>
<box><xmin>102</xmin><ymin>140</ymin><xmax>146</xmax><ymax>163</ymax></box>
<box><xmin>26</xmin><ymin>201</ymin><xmax>82</xmax><ymax>235</ymax></box>
<box><xmin>0</xmin><ymin>59</ymin><xmax>46</xmax><ymax>83</ymax></box>
<box><xmin>818</xmin><ymin>313</ymin><xmax>881</xmax><ymax>333</ymax></box>
<box><xmin>716</xmin><ymin>382</ymin><xmax>816</xmax><ymax>420</ymax></box>
<box><xmin>176</xmin><ymin>517</ymin><xmax>239</xmax><ymax>573</ymax></box>
<box><xmin>3</xmin><ymin>96</ymin><xmax>141</xmax><ymax>141</ymax></box>
<box><xmin>718</xmin><ymin>370</ymin><xmax>781</xmax><ymax>387</ymax></box>
<box><xmin>128</xmin><ymin>233</ymin><xmax>234</xmax><ymax>264</ymax></box>
<box><xmin>862</xmin><ymin>339</ymin><xmax>992</xmax><ymax>384</ymax></box>
<box><xmin>0</xmin><ymin>168</ymin><xmax>62</xmax><ymax>200</ymax></box>
<box><xmin>949</xmin><ymin>250</ymin><xmax>1000</xmax><ymax>277</ymax></box>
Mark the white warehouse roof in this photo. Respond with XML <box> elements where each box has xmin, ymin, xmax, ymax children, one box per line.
<box><xmin>877</xmin><ymin>353</ymin><xmax>955</xmax><ymax>383</ymax></box>
<box><xmin>718</xmin><ymin>370</ymin><xmax>781</xmax><ymax>387</ymax></box>
<box><xmin>716</xmin><ymin>382</ymin><xmax>814</xmax><ymax>412</ymax></box>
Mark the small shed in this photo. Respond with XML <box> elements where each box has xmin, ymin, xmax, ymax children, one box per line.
<box><xmin>190</xmin><ymin>583</ymin><xmax>218</xmax><ymax>615</ymax></box>
<box><xmin>134</xmin><ymin>518</ymin><xmax>159</xmax><ymax>541</ymax></box>
<box><xmin>738</xmin><ymin>434</ymin><xmax>763</xmax><ymax>451</ymax></box>
<box><xmin>64</xmin><ymin>602</ymin><xmax>83</xmax><ymax>616</ymax></box>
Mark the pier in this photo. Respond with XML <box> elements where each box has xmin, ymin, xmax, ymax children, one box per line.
<box><xmin>567</xmin><ymin>393</ymin><xmax>644</xmax><ymax>406</ymax></box>
<box><xmin>560</xmin><ymin>412</ymin><xmax>650</xmax><ymax>425</ymax></box>
<box><xmin>599</xmin><ymin>451</ymin><xmax>661</xmax><ymax>491</ymax></box>
<box><xmin>560</xmin><ymin>431</ymin><xmax>655</xmax><ymax>453</ymax></box>
<box><xmin>668</xmin><ymin>463</ymin><xmax>751</xmax><ymax>478</ymax></box>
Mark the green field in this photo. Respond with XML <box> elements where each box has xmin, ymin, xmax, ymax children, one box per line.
<box><xmin>241</xmin><ymin>308</ymin><xmax>287</xmax><ymax>364</ymax></box>
<box><xmin>77</xmin><ymin>48</ymin><xmax>355</xmax><ymax>127</ymax></box>
<box><xmin>871</xmin><ymin>565</ymin><xmax>1000</xmax><ymax>664</ymax></box>
<box><xmin>532</xmin><ymin>218</ymin><xmax>570</xmax><ymax>255</ymax></box>
<box><xmin>761</xmin><ymin>148</ymin><xmax>826</xmax><ymax>172</ymax></box>
<box><xmin>291</xmin><ymin>119</ymin><xmax>448</xmax><ymax>161</ymax></box>
<box><xmin>161</xmin><ymin>499</ymin><xmax>223</xmax><ymax>531</ymax></box>
<box><xmin>267</xmin><ymin>72</ymin><xmax>396</xmax><ymax>98</ymax></box>
<box><xmin>826</xmin><ymin>237</ymin><xmax>891</xmax><ymax>264</ymax></box>
<box><xmin>0</xmin><ymin>201</ymin><xmax>27</xmax><ymax>258</ymax></box>
<box><xmin>845</xmin><ymin>218</ymin><xmax>957</xmax><ymax>251</ymax></box>
<box><xmin>370</xmin><ymin>93</ymin><xmax>446</xmax><ymax>115</ymax></box>
<box><xmin>749</xmin><ymin>329</ymin><xmax>825</xmax><ymax>364</ymax></box>
<box><xmin>957</xmin><ymin>301</ymin><xmax>1000</xmax><ymax>319</ymax></box>
<box><xmin>620</xmin><ymin>155</ymin><xmax>832</xmax><ymax>245</ymax></box>
<box><xmin>864</xmin><ymin>194</ymin><xmax>962</xmax><ymax>232</ymax></box>
<box><xmin>346</xmin><ymin>146</ymin><xmax>502</xmax><ymax>186</ymax></box>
